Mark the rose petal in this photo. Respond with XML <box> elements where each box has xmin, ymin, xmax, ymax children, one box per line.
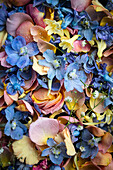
<box><xmin>29</xmin><ymin>117</ymin><xmax>60</xmax><ymax>145</ymax></box>
<box><xmin>4</xmin><ymin>90</ymin><xmax>13</xmax><ymax>105</ymax></box>
<box><xmin>71</xmin><ymin>0</ymin><xmax>91</xmax><ymax>12</ymax></box>
<box><xmin>98</xmin><ymin>132</ymin><xmax>113</xmax><ymax>153</ymax></box>
<box><xmin>37</xmin><ymin>39</ymin><xmax>56</xmax><ymax>53</ymax></box>
<box><xmin>16</xmin><ymin>21</ymin><xmax>34</xmax><ymax>43</ymax></box>
<box><xmin>72</xmin><ymin>40</ymin><xmax>91</xmax><ymax>53</ymax></box>
<box><xmin>8</xmin><ymin>0</ymin><xmax>31</xmax><ymax>6</ymax></box>
<box><xmin>86</xmin><ymin>126</ymin><xmax>105</xmax><ymax>137</ymax></box>
<box><xmin>6</xmin><ymin>13</ymin><xmax>33</xmax><ymax>36</ymax></box>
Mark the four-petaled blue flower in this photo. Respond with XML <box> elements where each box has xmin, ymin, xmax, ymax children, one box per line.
<box><xmin>76</xmin><ymin>129</ymin><xmax>99</xmax><ymax>159</ymax></box>
<box><xmin>72</xmin><ymin>11</ymin><xmax>98</xmax><ymax>41</ymax></box>
<box><xmin>5</xmin><ymin>36</ymin><xmax>39</xmax><ymax>69</ymax></box>
<box><xmin>4</xmin><ymin>104</ymin><xmax>27</xmax><ymax>140</ymax></box>
<box><xmin>64</xmin><ymin>63</ymin><xmax>87</xmax><ymax>92</ymax></box>
<box><xmin>41</xmin><ymin>138</ymin><xmax>69</xmax><ymax>165</ymax></box>
<box><xmin>6</xmin><ymin>74</ymin><xmax>25</xmax><ymax>95</ymax></box>
<box><xmin>39</xmin><ymin>49</ymin><xmax>65</xmax><ymax>80</ymax></box>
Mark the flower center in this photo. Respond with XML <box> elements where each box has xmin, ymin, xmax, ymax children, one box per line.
<box><xmin>11</xmin><ymin>121</ymin><xmax>17</xmax><ymax>130</ymax></box>
<box><xmin>68</xmin><ymin>69</ymin><xmax>78</xmax><ymax>79</ymax></box>
<box><xmin>20</xmin><ymin>46</ymin><xmax>28</xmax><ymax>55</ymax></box>
<box><xmin>53</xmin><ymin>59</ymin><xmax>61</xmax><ymax>69</ymax></box>
<box><xmin>13</xmin><ymin>83</ymin><xmax>20</xmax><ymax>90</ymax></box>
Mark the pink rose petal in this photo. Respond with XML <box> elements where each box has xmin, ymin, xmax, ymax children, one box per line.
<box><xmin>6</xmin><ymin>13</ymin><xmax>33</xmax><ymax>36</ymax></box>
<box><xmin>29</xmin><ymin>117</ymin><xmax>60</xmax><ymax>145</ymax></box>
<box><xmin>4</xmin><ymin>91</ymin><xmax>13</xmax><ymax>105</ymax></box>
<box><xmin>71</xmin><ymin>0</ymin><xmax>91</xmax><ymax>12</ymax></box>
<box><xmin>22</xmin><ymin>100</ymin><xmax>34</xmax><ymax>115</ymax></box>
<box><xmin>73</xmin><ymin>40</ymin><xmax>91</xmax><ymax>53</ymax></box>
<box><xmin>16</xmin><ymin>21</ymin><xmax>34</xmax><ymax>43</ymax></box>
<box><xmin>26</xmin><ymin>4</ymin><xmax>46</xmax><ymax>28</ymax></box>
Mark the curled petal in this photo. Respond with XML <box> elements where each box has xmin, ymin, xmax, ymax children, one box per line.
<box><xmin>16</xmin><ymin>21</ymin><xmax>34</xmax><ymax>43</ymax></box>
<box><xmin>6</xmin><ymin>13</ymin><xmax>33</xmax><ymax>36</ymax></box>
<box><xmin>37</xmin><ymin>39</ymin><xmax>56</xmax><ymax>53</ymax></box>
<box><xmin>71</xmin><ymin>0</ymin><xmax>91</xmax><ymax>12</ymax></box>
<box><xmin>29</xmin><ymin>117</ymin><xmax>60</xmax><ymax>145</ymax></box>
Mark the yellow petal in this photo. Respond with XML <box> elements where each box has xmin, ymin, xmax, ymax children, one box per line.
<box><xmin>96</xmin><ymin>39</ymin><xmax>107</xmax><ymax>59</ymax></box>
<box><xmin>12</xmin><ymin>136</ymin><xmax>41</xmax><ymax>165</ymax></box>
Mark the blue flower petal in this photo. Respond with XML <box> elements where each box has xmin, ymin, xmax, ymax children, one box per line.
<box><xmin>84</xmin><ymin>29</ymin><xmax>93</xmax><ymax>41</ymax></box>
<box><xmin>5</xmin><ymin>44</ymin><xmax>17</xmax><ymax>55</ymax></box>
<box><xmin>17</xmin><ymin>55</ymin><xmax>30</xmax><ymax>69</ymax></box>
<box><xmin>27</xmin><ymin>42</ymin><xmax>39</xmax><ymax>56</ymax></box>
<box><xmin>38</xmin><ymin>59</ymin><xmax>52</xmax><ymax>68</ymax></box>
<box><xmin>9</xmin><ymin>74</ymin><xmax>18</xmax><ymax>84</ymax></box>
<box><xmin>4</xmin><ymin>122</ymin><xmax>11</xmax><ymax>136</ymax></box>
<box><xmin>11</xmin><ymin>126</ymin><xmax>23</xmax><ymax>140</ymax></box>
<box><xmin>43</xmin><ymin>49</ymin><xmax>55</xmax><ymax>62</ymax></box>
<box><xmin>49</xmin><ymin>153</ymin><xmax>63</xmax><ymax>165</ymax></box>
<box><xmin>47</xmin><ymin>67</ymin><xmax>56</xmax><ymax>80</ymax></box>
<box><xmin>12</xmin><ymin>36</ymin><xmax>26</xmax><ymax>52</ymax></box>
<box><xmin>41</xmin><ymin>148</ymin><xmax>50</xmax><ymax>156</ymax></box>
<box><xmin>6</xmin><ymin>53</ymin><xmax>20</xmax><ymax>66</ymax></box>
<box><xmin>47</xmin><ymin>138</ymin><xmax>57</xmax><ymax>147</ymax></box>
<box><xmin>6</xmin><ymin>83</ymin><xmax>17</xmax><ymax>95</ymax></box>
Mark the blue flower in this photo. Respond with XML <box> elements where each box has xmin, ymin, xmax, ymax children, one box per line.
<box><xmin>95</xmin><ymin>24</ymin><xmax>113</xmax><ymax>46</ymax></box>
<box><xmin>5</xmin><ymin>36</ymin><xmax>39</xmax><ymax>69</ymax></box>
<box><xmin>72</xmin><ymin>11</ymin><xmax>99</xmax><ymax>41</ymax></box>
<box><xmin>8</xmin><ymin>6</ymin><xmax>25</xmax><ymax>17</ymax></box>
<box><xmin>6</xmin><ymin>74</ymin><xmax>25</xmax><ymax>95</ymax></box>
<box><xmin>76</xmin><ymin>129</ymin><xmax>99</xmax><ymax>159</ymax></box>
<box><xmin>0</xmin><ymin>3</ymin><xmax>8</xmax><ymax>31</ymax></box>
<box><xmin>50</xmin><ymin>165</ymin><xmax>65</xmax><ymax>170</ymax></box>
<box><xmin>68</xmin><ymin>124</ymin><xmax>81</xmax><ymax>143</ymax></box>
<box><xmin>41</xmin><ymin>138</ymin><xmax>69</xmax><ymax>165</ymax></box>
<box><xmin>4</xmin><ymin>104</ymin><xmax>27</xmax><ymax>140</ymax></box>
<box><xmin>37</xmin><ymin>75</ymin><xmax>61</xmax><ymax>91</ymax></box>
<box><xmin>39</xmin><ymin>49</ymin><xmax>65</xmax><ymax>80</ymax></box>
<box><xmin>64</xmin><ymin>63</ymin><xmax>87</xmax><ymax>92</ymax></box>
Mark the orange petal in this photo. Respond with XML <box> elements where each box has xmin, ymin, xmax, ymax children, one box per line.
<box><xmin>37</xmin><ymin>39</ymin><xmax>56</xmax><ymax>53</ymax></box>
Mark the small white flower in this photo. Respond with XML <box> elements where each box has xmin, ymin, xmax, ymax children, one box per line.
<box><xmin>92</xmin><ymin>90</ymin><xmax>99</xmax><ymax>99</ymax></box>
<box><xmin>91</xmin><ymin>112</ymin><xmax>96</xmax><ymax>118</ymax></box>
<box><xmin>77</xmin><ymin>125</ymin><xmax>83</xmax><ymax>131</ymax></box>
<box><xmin>65</xmin><ymin>96</ymin><xmax>73</xmax><ymax>103</ymax></box>
<box><xmin>80</xmin><ymin>146</ymin><xmax>86</xmax><ymax>152</ymax></box>
<box><xmin>0</xmin><ymin>148</ymin><xmax>4</xmax><ymax>154</ymax></box>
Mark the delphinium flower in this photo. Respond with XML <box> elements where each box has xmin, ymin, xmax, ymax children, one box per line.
<box><xmin>4</xmin><ymin>104</ymin><xmax>27</xmax><ymax>140</ymax></box>
<box><xmin>0</xmin><ymin>3</ymin><xmax>8</xmax><ymax>31</ymax></box>
<box><xmin>38</xmin><ymin>49</ymin><xmax>65</xmax><ymax>80</ymax></box>
<box><xmin>76</xmin><ymin>129</ymin><xmax>99</xmax><ymax>159</ymax></box>
<box><xmin>95</xmin><ymin>24</ymin><xmax>113</xmax><ymax>46</ymax></box>
<box><xmin>5</xmin><ymin>36</ymin><xmax>39</xmax><ymax>69</ymax></box>
<box><xmin>64</xmin><ymin>62</ymin><xmax>87</xmax><ymax>92</ymax></box>
<box><xmin>68</xmin><ymin>123</ymin><xmax>83</xmax><ymax>143</ymax></box>
<box><xmin>41</xmin><ymin>138</ymin><xmax>69</xmax><ymax>165</ymax></box>
<box><xmin>71</xmin><ymin>11</ymin><xmax>99</xmax><ymax>41</ymax></box>
<box><xmin>6</xmin><ymin>74</ymin><xmax>25</xmax><ymax>95</ymax></box>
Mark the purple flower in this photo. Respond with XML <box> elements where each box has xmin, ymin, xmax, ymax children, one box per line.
<box><xmin>39</xmin><ymin>49</ymin><xmax>65</xmax><ymax>80</ymax></box>
<box><xmin>64</xmin><ymin>62</ymin><xmax>87</xmax><ymax>92</ymax></box>
<box><xmin>76</xmin><ymin>129</ymin><xmax>99</xmax><ymax>159</ymax></box>
<box><xmin>41</xmin><ymin>138</ymin><xmax>69</xmax><ymax>165</ymax></box>
<box><xmin>5</xmin><ymin>36</ymin><xmax>39</xmax><ymax>69</ymax></box>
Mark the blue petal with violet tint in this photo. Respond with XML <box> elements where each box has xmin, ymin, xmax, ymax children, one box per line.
<box><xmin>27</xmin><ymin>42</ymin><xmax>39</xmax><ymax>56</ymax></box>
<box><xmin>56</xmin><ymin>68</ymin><xmax>65</xmax><ymax>80</ymax></box>
<box><xmin>64</xmin><ymin>80</ymin><xmax>74</xmax><ymax>92</ymax></box>
<box><xmin>84</xmin><ymin>29</ymin><xmax>93</xmax><ymax>41</ymax></box>
<box><xmin>4</xmin><ymin>122</ymin><xmax>11</xmax><ymax>136</ymax></box>
<box><xmin>61</xmin><ymin>13</ymin><xmax>73</xmax><ymax>29</ymax></box>
<box><xmin>6</xmin><ymin>83</ymin><xmax>17</xmax><ymax>95</ymax></box>
<box><xmin>104</xmin><ymin>98</ymin><xmax>113</xmax><ymax>108</ymax></box>
<box><xmin>18</xmin><ymin>87</ymin><xmax>24</xmax><ymax>95</ymax></box>
<box><xmin>5</xmin><ymin>44</ymin><xmax>18</xmax><ymax>55</ymax></box>
<box><xmin>90</xmin><ymin>146</ymin><xmax>99</xmax><ymax>159</ymax></box>
<box><xmin>47</xmin><ymin>138</ymin><xmax>57</xmax><ymax>147</ymax></box>
<box><xmin>43</xmin><ymin>50</ymin><xmax>55</xmax><ymax>62</ymax></box>
<box><xmin>17</xmin><ymin>121</ymin><xmax>27</xmax><ymax>133</ymax></box>
<box><xmin>38</xmin><ymin>59</ymin><xmax>52</xmax><ymax>68</ymax></box>
<box><xmin>41</xmin><ymin>148</ymin><xmax>50</xmax><ymax>156</ymax></box>
<box><xmin>81</xmin><ymin>145</ymin><xmax>92</xmax><ymax>158</ymax></box>
<box><xmin>47</xmin><ymin>67</ymin><xmax>56</xmax><ymax>80</ymax></box>
<box><xmin>11</xmin><ymin>36</ymin><xmax>26</xmax><ymax>52</ymax></box>
<box><xmin>82</xmin><ymin>129</ymin><xmax>93</xmax><ymax>141</ymax></box>
<box><xmin>46</xmin><ymin>0</ymin><xmax>59</xmax><ymax>6</ymax></box>
<box><xmin>5</xmin><ymin>106</ymin><xmax>14</xmax><ymax>121</ymax></box>
<box><xmin>17</xmin><ymin>55</ymin><xmax>30</xmax><ymax>69</ymax></box>
<box><xmin>6</xmin><ymin>53</ymin><xmax>20</xmax><ymax>66</ymax></box>
<box><xmin>14</xmin><ymin>111</ymin><xmax>23</xmax><ymax>120</ymax></box>
<box><xmin>49</xmin><ymin>153</ymin><xmax>63</xmax><ymax>165</ymax></box>
<box><xmin>11</xmin><ymin>126</ymin><xmax>23</xmax><ymax>140</ymax></box>
<box><xmin>9</xmin><ymin>74</ymin><xmax>18</xmax><ymax>84</ymax></box>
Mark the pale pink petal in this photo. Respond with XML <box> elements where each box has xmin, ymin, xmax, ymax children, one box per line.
<box><xmin>6</xmin><ymin>13</ymin><xmax>33</xmax><ymax>36</ymax></box>
<box><xmin>29</xmin><ymin>117</ymin><xmax>60</xmax><ymax>145</ymax></box>
<box><xmin>0</xmin><ymin>52</ymin><xmax>11</xmax><ymax>68</ymax></box>
<box><xmin>71</xmin><ymin>0</ymin><xmax>91</xmax><ymax>12</ymax></box>
<box><xmin>22</xmin><ymin>100</ymin><xmax>34</xmax><ymax>115</ymax></box>
<box><xmin>4</xmin><ymin>90</ymin><xmax>13</xmax><ymax>105</ymax></box>
<box><xmin>16</xmin><ymin>21</ymin><xmax>34</xmax><ymax>43</ymax></box>
<box><xmin>26</xmin><ymin>4</ymin><xmax>46</xmax><ymax>28</ymax></box>
<box><xmin>24</xmin><ymin>71</ymin><xmax>37</xmax><ymax>90</ymax></box>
